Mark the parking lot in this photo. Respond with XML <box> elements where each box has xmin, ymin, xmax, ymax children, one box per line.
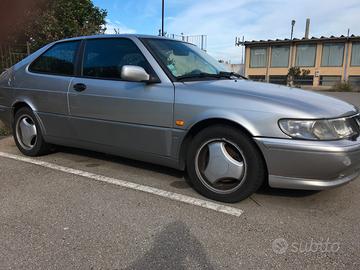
<box><xmin>1</xmin><ymin>92</ymin><xmax>360</xmax><ymax>269</ymax></box>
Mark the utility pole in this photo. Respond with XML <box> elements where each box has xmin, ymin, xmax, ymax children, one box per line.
<box><xmin>235</xmin><ymin>36</ymin><xmax>246</xmax><ymax>75</ymax></box>
<box><xmin>241</xmin><ymin>36</ymin><xmax>245</xmax><ymax>65</ymax></box>
<box><xmin>161</xmin><ymin>0</ymin><xmax>165</xmax><ymax>36</ymax></box>
<box><xmin>235</xmin><ymin>36</ymin><xmax>245</xmax><ymax>64</ymax></box>
<box><xmin>344</xmin><ymin>28</ymin><xmax>351</xmax><ymax>82</ymax></box>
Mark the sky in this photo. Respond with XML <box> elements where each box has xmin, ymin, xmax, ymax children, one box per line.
<box><xmin>93</xmin><ymin>0</ymin><xmax>360</xmax><ymax>64</ymax></box>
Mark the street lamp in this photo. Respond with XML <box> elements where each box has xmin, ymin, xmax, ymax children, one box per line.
<box><xmin>291</xmin><ymin>20</ymin><xmax>296</xmax><ymax>40</ymax></box>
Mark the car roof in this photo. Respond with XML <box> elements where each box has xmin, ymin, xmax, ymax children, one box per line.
<box><xmin>55</xmin><ymin>34</ymin><xmax>174</xmax><ymax>43</ymax></box>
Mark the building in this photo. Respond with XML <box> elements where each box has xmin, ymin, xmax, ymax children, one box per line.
<box><xmin>244</xmin><ymin>35</ymin><xmax>360</xmax><ymax>90</ymax></box>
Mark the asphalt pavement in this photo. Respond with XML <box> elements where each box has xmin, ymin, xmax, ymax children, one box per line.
<box><xmin>1</xmin><ymin>92</ymin><xmax>360</xmax><ymax>269</ymax></box>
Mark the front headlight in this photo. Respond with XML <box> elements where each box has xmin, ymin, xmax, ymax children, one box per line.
<box><xmin>279</xmin><ymin>117</ymin><xmax>358</xmax><ymax>140</ymax></box>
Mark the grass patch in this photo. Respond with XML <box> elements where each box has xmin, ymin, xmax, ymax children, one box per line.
<box><xmin>0</xmin><ymin>125</ymin><xmax>10</xmax><ymax>136</ymax></box>
<box><xmin>331</xmin><ymin>82</ymin><xmax>353</xmax><ymax>92</ymax></box>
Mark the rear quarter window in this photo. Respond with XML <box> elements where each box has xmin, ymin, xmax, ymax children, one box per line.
<box><xmin>29</xmin><ymin>41</ymin><xmax>80</xmax><ymax>76</ymax></box>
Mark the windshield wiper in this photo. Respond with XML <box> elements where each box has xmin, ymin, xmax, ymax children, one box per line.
<box><xmin>177</xmin><ymin>72</ymin><xmax>229</xmax><ymax>81</ymax></box>
<box><xmin>218</xmin><ymin>71</ymin><xmax>248</xmax><ymax>80</ymax></box>
<box><xmin>177</xmin><ymin>72</ymin><xmax>248</xmax><ymax>81</ymax></box>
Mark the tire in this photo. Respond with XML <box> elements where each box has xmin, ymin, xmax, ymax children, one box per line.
<box><xmin>13</xmin><ymin>107</ymin><xmax>51</xmax><ymax>156</ymax></box>
<box><xmin>186</xmin><ymin>125</ymin><xmax>266</xmax><ymax>203</ymax></box>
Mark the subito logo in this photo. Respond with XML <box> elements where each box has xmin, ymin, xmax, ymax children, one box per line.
<box><xmin>272</xmin><ymin>238</ymin><xmax>288</xmax><ymax>254</ymax></box>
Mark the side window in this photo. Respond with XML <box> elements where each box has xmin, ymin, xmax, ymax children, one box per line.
<box><xmin>30</xmin><ymin>41</ymin><xmax>80</xmax><ymax>76</ymax></box>
<box><xmin>82</xmin><ymin>38</ymin><xmax>152</xmax><ymax>80</ymax></box>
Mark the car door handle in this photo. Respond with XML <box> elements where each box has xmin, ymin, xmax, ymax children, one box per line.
<box><xmin>73</xmin><ymin>83</ymin><xmax>87</xmax><ymax>92</ymax></box>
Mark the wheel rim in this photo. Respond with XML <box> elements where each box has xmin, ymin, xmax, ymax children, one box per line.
<box><xmin>195</xmin><ymin>138</ymin><xmax>247</xmax><ymax>194</ymax></box>
<box><xmin>16</xmin><ymin>114</ymin><xmax>37</xmax><ymax>150</ymax></box>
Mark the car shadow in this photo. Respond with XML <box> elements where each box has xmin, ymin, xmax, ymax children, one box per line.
<box><xmin>56</xmin><ymin>145</ymin><xmax>185</xmax><ymax>179</ymax></box>
<box><xmin>55</xmin><ymin>146</ymin><xmax>320</xmax><ymax>199</ymax></box>
<box><xmin>256</xmin><ymin>184</ymin><xmax>320</xmax><ymax>198</ymax></box>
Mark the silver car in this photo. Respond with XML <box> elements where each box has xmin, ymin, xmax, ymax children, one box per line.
<box><xmin>1</xmin><ymin>35</ymin><xmax>360</xmax><ymax>203</ymax></box>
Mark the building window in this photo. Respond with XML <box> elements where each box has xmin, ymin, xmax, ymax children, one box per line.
<box><xmin>319</xmin><ymin>76</ymin><xmax>341</xmax><ymax>86</ymax></box>
<box><xmin>248</xmin><ymin>75</ymin><xmax>266</xmax><ymax>82</ymax></box>
<box><xmin>250</xmin><ymin>47</ymin><xmax>267</xmax><ymax>68</ymax></box>
<box><xmin>294</xmin><ymin>75</ymin><xmax>314</xmax><ymax>86</ymax></box>
<box><xmin>351</xmin><ymin>43</ymin><xmax>360</xmax><ymax>66</ymax></box>
<box><xmin>269</xmin><ymin>75</ymin><xmax>287</xmax><ymax>85</ymax></box>
<box><xmin>271</xmin><ymin>46</ymin><xmax>290</xmax><ymax>67</ymax></box>
<box><xmin>321</xmin><ymin>43</ymin><xmax>344</xmax><ymax>67</ymax></box>
<box><xmin>295</xmin><ymin>44</ymin><xmax>316</xmax><ymax>67</ymax></box>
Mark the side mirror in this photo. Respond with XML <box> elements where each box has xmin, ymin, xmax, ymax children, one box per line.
<box><xmin>121</xmin><ymin>65</ymin><xmax>150</xmax><ymax>82</ymax></box>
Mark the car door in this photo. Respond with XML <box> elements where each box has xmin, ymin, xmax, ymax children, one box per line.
<box><xmin>68</xmin><ymin>37</ymin><xmax>175</xmax><ymax>157</ymax></box>
<box><xmin>16</xmin><ymin>41</ymin><xmax>81</xmax><ymax>139</ymax></box>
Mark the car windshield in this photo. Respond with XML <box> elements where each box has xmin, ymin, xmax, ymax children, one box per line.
<box><xmin>142</xmin><ymin>38</ymin><xmax>232</xmax><ymax>80</ymax></box>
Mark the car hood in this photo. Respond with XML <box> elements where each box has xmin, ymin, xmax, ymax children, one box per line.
<box><xmin>182</xmin><ymin>79</ymin><xmax>358</xmax><ymax>118</ymax></box>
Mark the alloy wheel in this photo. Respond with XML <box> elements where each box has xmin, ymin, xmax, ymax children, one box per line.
<box><xmin>16</xmin><ymin>115</ymin><xmax>37</xmax><ymax>150</ymax></box>
<box><xmin>195</xmin><ymin>138</ymin><xmax>247</xmax><ymax>194</ymax></box>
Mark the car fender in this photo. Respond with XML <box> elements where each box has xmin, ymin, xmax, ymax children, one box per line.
<box><xmin>11</xmin><ymin>98</ymin><xmax>46</xmax><ymax>135</ymax></box>
<box><xmin>174</xmin><ymin>109</ymin><xmax>265</xmax><ymax>170</ymax></box>
<box><xmin>184</xmin><ymin>108</ymin><xmax>263</xmax><ymax>136</ymax></box>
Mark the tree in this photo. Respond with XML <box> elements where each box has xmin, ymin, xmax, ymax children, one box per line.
<box><xmin>287</xmin><ymin>66</ymin><xmax>310</xmax><ymax>87</ymax></box>
<box><xmin>5</xmin><ymin>0</ymin><xmax>107</xmax><ymax>50</ymax></box>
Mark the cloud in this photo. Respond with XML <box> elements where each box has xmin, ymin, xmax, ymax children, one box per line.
<box><xmin>166</xmin><ymin>0</ymin><xmax>360</xmax><ymax>63</ymax></box>
<box><xmin>105</xmin><ymin>19</ymin><xmax>136</xmax><ymax>34</ymax></box>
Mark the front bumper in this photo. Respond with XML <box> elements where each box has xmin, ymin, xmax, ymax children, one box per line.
<box><xmin>255</xmin><ymin>137</ymin><xmax>360</xmax><ymax>190</ymax></box>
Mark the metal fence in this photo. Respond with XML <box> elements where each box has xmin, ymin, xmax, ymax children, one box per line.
<box><xmin>0</xmin><ymin>43</ymin><xmax>30</xmax><ymax>72</ymax></box>
<box><xmin>167</xmin><ymin>34</ymin><xmax>207</xmax><ymax>51</ymax></box>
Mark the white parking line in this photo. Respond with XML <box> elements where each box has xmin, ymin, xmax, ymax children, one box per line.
<box><xmin>0</xmin><ymin>151</ymin><xmax>244</xmax><ymax>217</ymax></box>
